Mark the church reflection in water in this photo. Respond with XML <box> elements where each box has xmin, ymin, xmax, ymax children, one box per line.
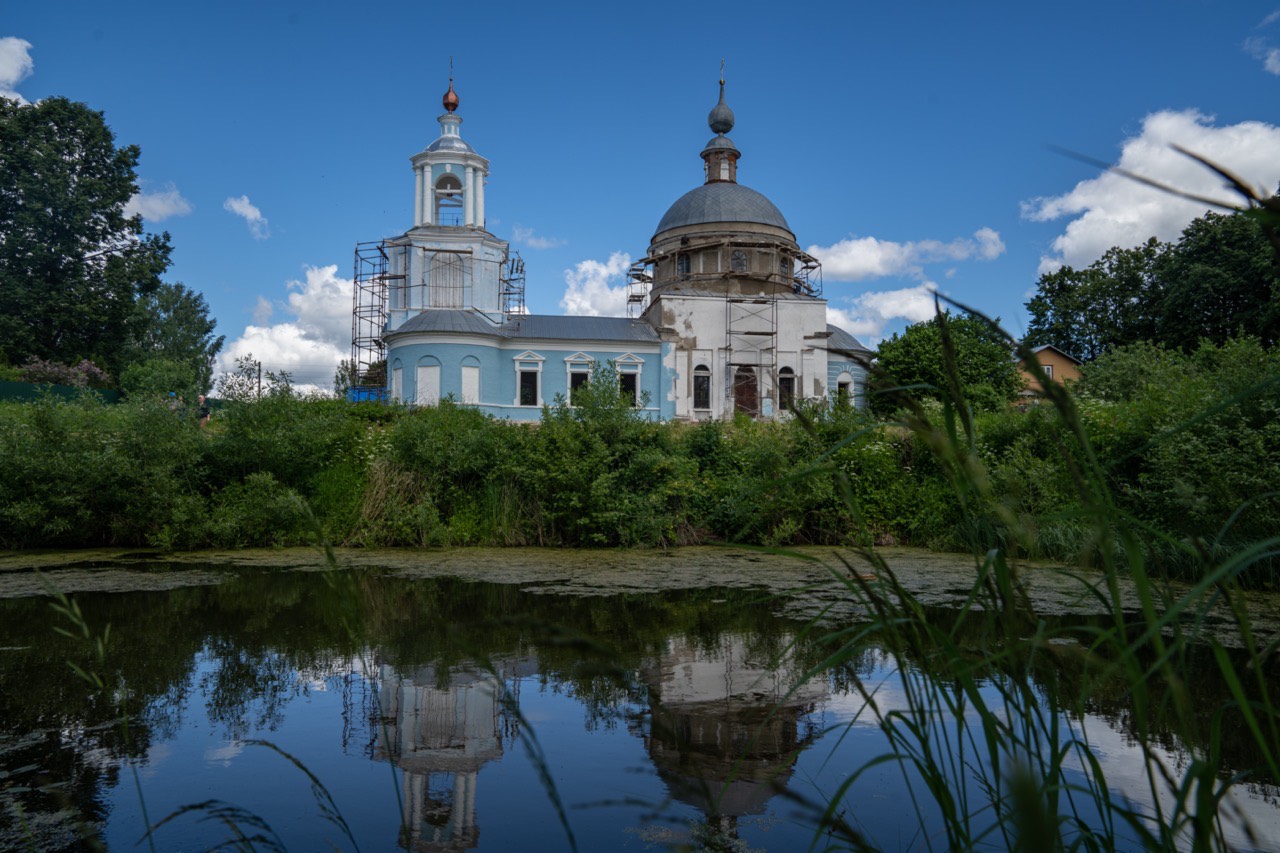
<box><xmin>369</xmin><ymin>634</ymin><xmax>827</xmax><ymax>850</ymax></box>
<box><xmin>636</xmin><ymin>634</ymin><xmax>829</xmax><ymax>839</ymax></box>
<box><xmin>372</xmin><ymin>657</ymin><xmax>537</xmax><ymax>851</ymax></box>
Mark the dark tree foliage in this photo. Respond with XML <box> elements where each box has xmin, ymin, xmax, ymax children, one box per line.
<box><xmin>1024</xmin><ymin>239</ymin><xmax>1162</xmax><ymax>361</ymax></box>
<box><xmin>873</xmin><ymin>311</ymin><xmax>1023</xmax><ymax>414</ymax></box>
<box><xmin>127</xmin><ymin>282</ymin><xmax>225</xmax><ymax>390</ymax></box>
<box><xmin>1025</xmin><ymin>209</ymin><xmax>1279</xmax><ymax>359</ymax></box>
<box><xmin>1156</xmin><ymin>212</ymin><xmax>1280</xmax><ymax>348</ymax></box>
<box><xmin>0</xmin><ymin>97</ymin><xmax>173</xmax><ymax>376</ymax></box>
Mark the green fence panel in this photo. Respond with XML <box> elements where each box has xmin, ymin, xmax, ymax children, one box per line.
<box><xmin>0</xmin><ymin>381</ymin><xmax>120</xmax><ymax>403</ymax></box>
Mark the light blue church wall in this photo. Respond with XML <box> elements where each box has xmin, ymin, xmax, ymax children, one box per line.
<box><xmin>387</xmin><ymin>338</ymin><xmax>670</xmax><ymax>422</ymax></box>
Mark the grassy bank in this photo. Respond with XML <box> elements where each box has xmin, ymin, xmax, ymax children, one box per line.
<box><xmin>2</xmin><ymin>335</ymin><xmax>1276</xmax><ymax>585</ymax></box>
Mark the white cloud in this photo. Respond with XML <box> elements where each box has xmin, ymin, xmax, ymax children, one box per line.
<box><xmin>560</xmin><ymin>251</ymin><xmax>632</xmax><ymax>316</ymax></box>
<box><xmin>1023</xmin><ymin>110</ymin><xmax>1280</xmax><ymax>274</ymax></box>
<box><xmin>827</xmin><ymin>283</ymin><xmax>940</xmax><ymax>344</ymax></box>
<box><xmin>1245</xmin><ymin>37</ymin><xmax>1280</xmax><ymax>75</ymax></box>
<box><xmin>1260</xmin><ymin>10</ymin><xmax>1280</xmax><ymax>27</ymax></box>
<box><xmin>807</xmin><ymin>228</ymin><xmax>1005</xmax><ymax>282</ymax></box>
<box><xmin>252</xmin><ymin>296</ymin><xmax>273</xmax><ymax>325</ymax></box>
<box><xmin>512</xmin><ymin>225</ymin><xmax>566</xmax><ymax>250</ymax></box>
<box><xmin>217</xmin><ymin>264</ymin><xmax>352</xmax><ymax>392</ymax></box>
<box><xmin>124</xmin><ymin>183</ymin><xmax>192</xmax><ymax>222</ymax></box>
<box><xmin>0</xmin><ymin>37</ymin><xmax>34</xmax><ymax>103</ymax></box>
<box><xmin>223</xmin><ymin>195</ymin><xmax>270</xmax><ymax>239</ymax></box>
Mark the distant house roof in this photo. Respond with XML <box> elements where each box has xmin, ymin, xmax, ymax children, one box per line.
<box><xmin>387</xmin><ymin>309</ymin><xmax>660</xmax><ymax>344</ymax></box>
<box><xmin>826</xmin><ymin>324</ymin><xmax>873</xmax><ymax>356</ymax></box>
<box><xmin>1020</xmin><ymin>343</ymin><xmax>1083</xmax><ymax>365</ymax></box>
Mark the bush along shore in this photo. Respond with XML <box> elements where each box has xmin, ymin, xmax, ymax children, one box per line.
<box><xmin>1</xmin><ymin>336</ymin><xmax>1277</xmax><ymax>585</ymax></box>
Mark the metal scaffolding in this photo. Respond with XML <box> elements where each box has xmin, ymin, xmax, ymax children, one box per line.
<box><xmin>501</xmin><ymin>252</ymin><xmax>526</xmax><ymax>317</ymax></box>
<box><xmin>623</xmin><ymin>235</ymin><xmax>824</xmax><ymax>418</ymax></box>
<box><xmin>624</xmin><ymin>236</ymin><xmax>822</xmax><ymax>316</ymax></box>
<box><xmin>350</xmin><ymin>240</ymin><xmax>527</xmax><ymax>397</ymax></box>
<box><xmin>351</xmin><ymin>241</ymin><xmax>398</xmax><ymax>396</ymax></box>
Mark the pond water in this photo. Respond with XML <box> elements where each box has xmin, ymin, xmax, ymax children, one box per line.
<box><xmin>1</xmin><ymin>547</ymin><xmax>1277</xmax><ymax>851</ymax></box>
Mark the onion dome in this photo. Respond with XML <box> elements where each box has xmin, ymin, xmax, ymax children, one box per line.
<box><xmin>708</xmin><ymin>78</ymin><xmax>734</xmax><ymax>135</ymax></box>
<box><xmin>442</xmin><ymin>80</ymin><xmax>460</xmax><ymax>113</ymax></box>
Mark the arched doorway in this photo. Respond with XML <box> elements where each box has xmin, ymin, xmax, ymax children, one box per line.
<box><xmin>733</xmin><ymin>366</ymin><xmax>758</xmax><ymax>416</ymax></box>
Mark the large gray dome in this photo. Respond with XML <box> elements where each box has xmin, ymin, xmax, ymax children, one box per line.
<box><xmin>654</xmin><ymin>182</ymin><xmax>792</xmax><ymax>236</ymax></box>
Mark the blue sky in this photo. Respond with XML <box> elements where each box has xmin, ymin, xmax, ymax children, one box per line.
<box><xmin>5</xmin><ymin>2</ymin><xmax>1280</xmax><ymax>388</ymax></box>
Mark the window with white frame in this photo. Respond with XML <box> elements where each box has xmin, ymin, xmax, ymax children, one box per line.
<box><xmin>565</xmin><ymin>353</ymin><xmax>593</xmax><ymax>406</ymax></box>
<box><xmin>693</xmin><ymin>364</ymin><xmax>711</xmax><ymax>410</ymax></box>
<box><xmin>513</xmin><ymin>351</ymin><xmax>544</xmax><ymax>407</ymax></box>
<box><xmin>835</xmin><ymin>371</ymin><xmax>854</xmax><ymax>406</ymax></box>
<box><xmin>1042</xmin><ymin>364</ymin><xmax>1053</xmax><ymax>380</ymax></box>
<box><xmin>614</xmin><ymin>354</ymin><xmax>643</xmax><ymax>407</ymax></box>
<box><xmin>778</xmin><ymin>366</ymin><xmax>796</xmax><ymax>410</ymax></box>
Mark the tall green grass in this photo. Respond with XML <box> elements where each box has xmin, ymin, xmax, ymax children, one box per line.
<box><xmin>786</xmin><ymin>304</ymin><xmax>1280</xmax><ymax>850</ymax></box>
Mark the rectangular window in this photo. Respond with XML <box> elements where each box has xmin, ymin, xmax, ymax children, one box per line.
<box><xmin>569</xmin><ymin>371</ymin><xmax>589</xmax><ymax>405</ymax></box>
<box><xmin>779</xmin><ymin>375</ymin><xmax>795</xmax><ymax>411</ymax></box>
<box><xmin>1042</xmin><ymin>364</ymin><xmax>1053</xmax><ymax>380</ymax></box>
<box><xmin>461</xmin><ymin>365</ymin><xmax>480</xmax><ymax>404</ymax></box>
<box><xmin>519</xmin><ymin>370</ymin><xmax>539</xmax><ymax>406</ymax></box>
<box><xmin>619</xmin><ymin>372</ymin><xmax>638</xmax><ymax>407</ymax></box>
<box><xmin>693</xmin><ymin>372</ymin><xmax>711</xmax><ymax>410</ymax></box>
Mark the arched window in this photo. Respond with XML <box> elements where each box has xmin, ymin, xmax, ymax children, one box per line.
<box><xmin>416</xmin><ymin>357</ymin><xmax>441</xmax><ymax>406</ymax></box>
<box><xmin>693</xmin><ymin>364</ymin><xmax>711</xmax><ymax>410</ymax></box>
<box><xmin>435</xmin><ymin>175</ymin><xmax>463</xmax><ymax>225</ymax></box>
<box><xmin>676</xmin><ymin>252</ymin><xmax>691</xmax><ymax>277</ymax></box>
<box><xmin>390</xmin><ymin>359</ymin><xmax>404</xmax><ymax>401</ymax></box>
<box><xmin>835</xmin><ymin>371</ymin><xmax>854</xmax><ymax>407</ymax></box>
<box><xmin>779</xmin><ymin>255</ymin><xmax>793</xmax><ymax>277</ymax></box>
<box><xmin>429</xmin><ymin>253</ymin><xmax>465</xmax><ymax>308</ymax></box>
<box><xmin>460</xmin><ymin>355</ymin><xmax>481</xmax><ymax>404</ymax></box>
<box><xmin>730</xmin><ymin>250</ymin><xmax>748</xmax><ymax>272</ymax></box>
<box><xmin>778</xmin><ymin>366</ymin><xmax>796</xmax><ymax>411</ymax></box>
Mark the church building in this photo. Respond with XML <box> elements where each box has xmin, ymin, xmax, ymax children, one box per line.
<box><xmin>350</xmin><ymin>74</ymin><xmax>870</xmax><ymax>419</ymax></box>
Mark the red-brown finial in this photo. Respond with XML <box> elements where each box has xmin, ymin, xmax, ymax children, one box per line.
<box><xmin>443</xmin><ymin>58</ymin><xmax>459</xmax><ymax>113</ymax></box>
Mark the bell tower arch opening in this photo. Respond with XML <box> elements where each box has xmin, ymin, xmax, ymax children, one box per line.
<box><xmin>435</xmin><ymin>175</ymin><xmax>464</xmax><ymax>226</ymax></box>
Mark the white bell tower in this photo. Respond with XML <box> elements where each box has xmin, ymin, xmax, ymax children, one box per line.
<box><xmin>382</xmin><ymin>72</ymin><xmax>511</xmax><ymax>329</ymax></box>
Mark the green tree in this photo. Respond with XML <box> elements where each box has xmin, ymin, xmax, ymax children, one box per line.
<box><xmin>119</xmin><ymin>356</ymin><xmax>201</xmax><ymax>400</ymax></box>
<box><xmin>873</xmin><ymin>311</ymin><xmax>1023</xmax><ymax>414</ymax></box>
<box><xmin>1155</xmin><ymin>211</ymin><xmax>1279</xmax><ymax>349</ymax></box>
<box><xmin>127</xmin><ymin>282</ymin><xmax>224</xmax><ymax>391</ymax></box>
<box><xmin>1024</xmin><ymin>239</ymin><xmax>1162</xmax><ymax>361</ymax></box>
<box><xmin>1024</xmin><ymin>209</ymin><xmax>1280</xmax><ymax>360</ymax></box>
<box><xmin>333</xmin><ymin>358</ymin><xmax>359</xmax><ymax>396</ymax></box>
<box><xmin>0</xmin><ymin>97</ymin><xmax>174</xmax><ymax>376</ymax></box>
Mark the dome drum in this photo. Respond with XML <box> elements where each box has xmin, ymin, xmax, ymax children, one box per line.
<box><xmin>645</xmin><ymin>235</ymin><xmax>822</xmax><ymax>298</ymax></box>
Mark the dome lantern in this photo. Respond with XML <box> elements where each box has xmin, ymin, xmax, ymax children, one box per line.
<box><xmin>701</xmin><ymin>68</ymin><xmax>740</xmax><ymax>185</ymax></box>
